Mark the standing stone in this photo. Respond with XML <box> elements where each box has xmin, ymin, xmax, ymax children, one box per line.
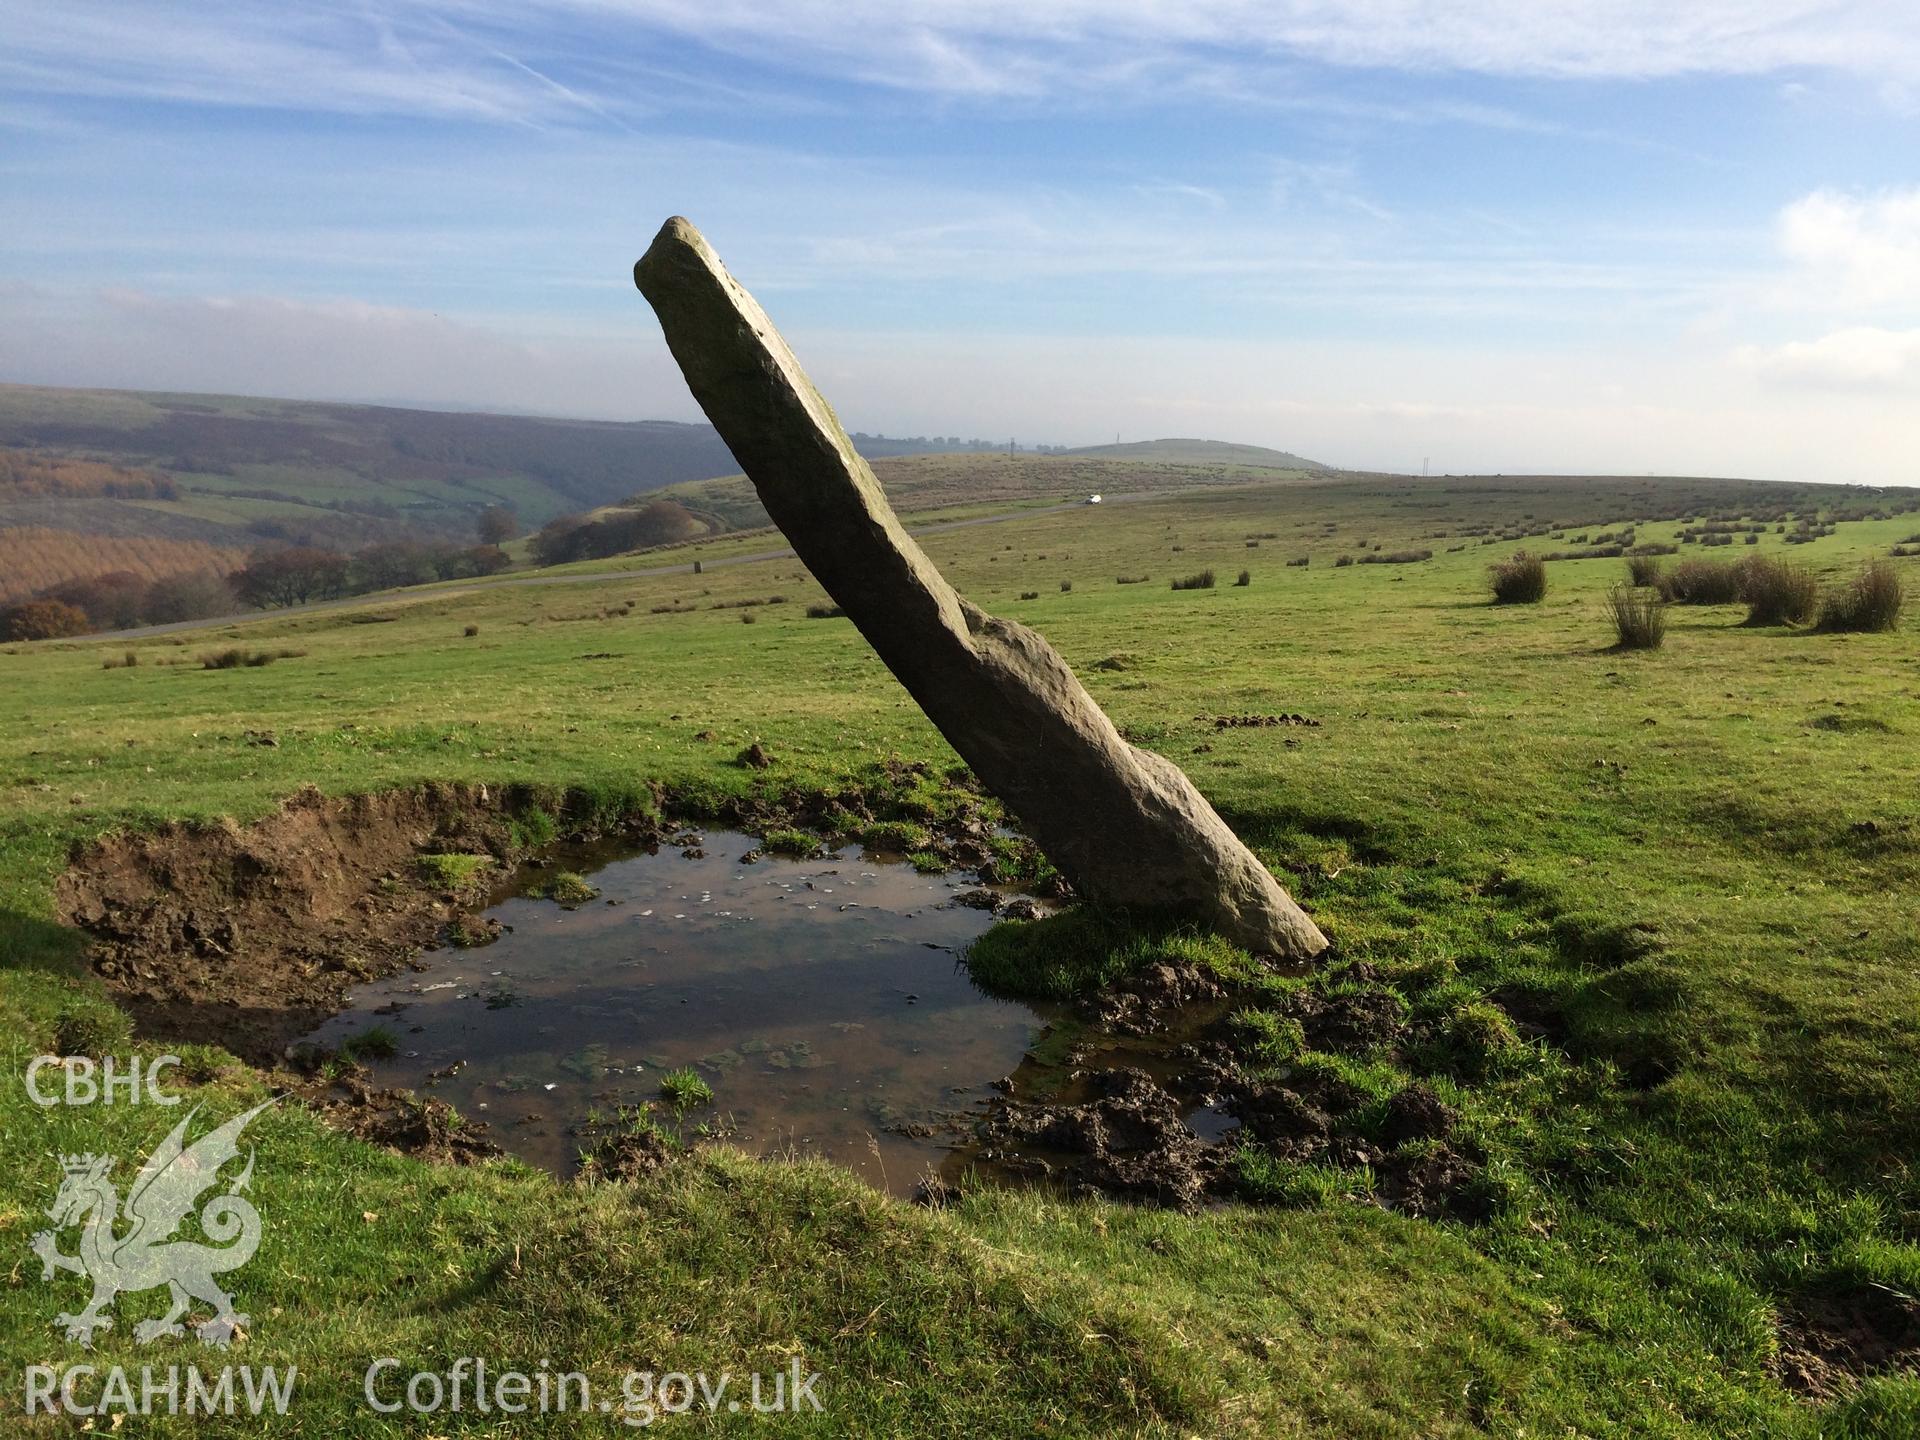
<box><xmin>634</xmin><ymin>217</ymin><xmax>1328</xmax><ymax>961</ymax></box>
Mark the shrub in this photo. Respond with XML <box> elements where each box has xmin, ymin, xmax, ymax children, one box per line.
<box><xmin>1234</xmin><ymin>569</ymin><xmax>1251</xmax><ymax>587</ymax></box>
<box><xmin>1739</xmin><ymin>557</ymin><xmax>1818</xmax><ymax>626</ymax></box>
<box><xmin>1605</xmin><ymin>585</ymin><xmax>1666</xmax><ymax>650</ymax></box>
<box><xmin>1656</xmin><ymin>558</ymin><xmax>1742</xmax><ymax>605</ymax></box>
<box><xmin>1817</xmin><ymin>561</ymin><xmax>1904</xmax><ymax>633</ymax></box>
<box><xmin>1170</xmin><ymin>570</ymin><xmax>1215</xmax><ymax>591</ymax></box>
<box><xmin>1488</xmin><ymin>551</ymin><xmax>1547</xmax><ymax>605</ymax></box>
<box><xmin>1625</xmin><ymin>554</ymin><xmax>1663</xmax><ymax>587</ymax></box>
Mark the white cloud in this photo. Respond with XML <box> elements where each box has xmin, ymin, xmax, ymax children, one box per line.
<box><xmin>1778</xmin><ymin>186</ymin><xmax>1920</xmax><ymax>306</ymax></box>
<box><xmin>1737</xmin><ymin>326</ymin><xmax>1920</xmax><ymax>388</ymax></box>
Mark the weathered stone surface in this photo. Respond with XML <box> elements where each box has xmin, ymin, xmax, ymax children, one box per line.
<box><xmin>633</xmin><ymin>216</ymin><xmax>1328</xmax><ymax>961</ymax></box>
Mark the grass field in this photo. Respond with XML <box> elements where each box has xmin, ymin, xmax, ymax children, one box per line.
<box><xmin>3</xmin><ymin>469</ymin><xmax>1919</xmax><ymax>1435</ymax></box>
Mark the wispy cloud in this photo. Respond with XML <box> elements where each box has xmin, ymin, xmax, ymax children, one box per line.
<box><xmin>4</xmin><ymin>2</ymin><xmax>1917</xmax><ymax>125</ymax></box>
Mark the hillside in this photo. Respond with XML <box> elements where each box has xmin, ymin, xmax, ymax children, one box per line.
<box><xmin>650</xmin><ymin>449</ymin><xmax>1333</xmax><ymax>534</ymax></box>
<box><xmin>1066</xmin><ymin>437</ymin><xmax>1330</xmax><ymax>469</ymax></box>
<box><xmin>0</xmin><ymin>384</ymin><xmax>1009</xmax><ymax>553</ymax></box>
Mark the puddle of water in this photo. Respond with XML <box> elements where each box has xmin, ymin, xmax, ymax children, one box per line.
<box><xmin>301</xmin><ymin>831</ymin><xmax>1053</xmax><ymax>1195</ymax></box>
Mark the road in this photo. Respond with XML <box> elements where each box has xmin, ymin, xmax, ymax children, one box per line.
<box><xmin>91</xmin><ymin>494</ymin><xmax>1141</xmax><ymax>642</ymax></box>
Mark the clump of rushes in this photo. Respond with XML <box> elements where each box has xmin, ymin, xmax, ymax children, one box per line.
<box><xmin>1739</xmin><ymin>556</ymin><xmax>1818</xmax><ymax>626</ymax></box>
<box><xmin>1488</xmin><ymin>551</ymin><xmax>1547</xmax><ymax>604</ymax></box>
<box><xmin>659</xmin><ymin>1067</ymin><xmax>713</xmax><ymax>1109</ymax></box>
<box><xmin>1605</xmin><ymin>585</ymin><xmax>1667</xmax><ymax>650</ymax></box>
<box><xmin>1817</xmin><ymin>560</ymin><xmax>1904</xmax><ymax>633</ymax></box>
<box><xmin>1625</xmin><ymin>553</ymin><xmax>1663</xmax><ymax>587</ymax></box>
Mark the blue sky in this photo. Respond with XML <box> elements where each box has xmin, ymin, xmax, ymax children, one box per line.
<box><xmin>2</xmin><ymin>2</ymin><xmax>1917</xmax><ymax>480</ymax></box>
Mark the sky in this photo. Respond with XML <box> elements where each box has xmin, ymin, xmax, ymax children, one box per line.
<box><xmin>1</xmin><ymin>2</ymin><xmax>1917</xmax><ymax>482</ymax></box>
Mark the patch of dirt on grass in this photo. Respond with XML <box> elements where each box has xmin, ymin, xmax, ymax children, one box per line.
<box><xmin>980</xmin><ymin>1067</ymin><xmax>1221</xmax><ymax>1208</ymax></box>
<box><xmin>1775</xmin><ymin>1283</ymin><xmax>1920</xmax><ymax>1400</ymax></box>
<box><xmin>1087</xmin><ymin>961</ymin><xmax>1227</xmax><ymax>1036</ymax></box>
<box><xmin>54</xmin><ymin>782</ymin><xmax>651</xmax><ymax>1062</ymax></box>
<box><xmin>288</xmin><ymin>1065</ymin><xmax>501</xmax><ymax>1165</ymax></box>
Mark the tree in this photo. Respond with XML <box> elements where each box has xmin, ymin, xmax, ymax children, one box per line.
<box><xmin>2</xmin><ymin>598</ymin><xmax>91</xmax><ymax>641</ymax></box>
<box><xmin>477</xmin><ymin>505</ymin><xmax>519</xmax><ymax>545</ymax></box>
<box><xmin>351</xmin><ymin>541</ymin><xmax>437</xmax><ymax>591</ymax></box>
<box><xmin>142</xmin><ymin>570</ymin><xmax>236</xmax><ymax>624</ymax></box>
<box><xmin>42</xmin><ymin>570</ymin><xmax>148</xmax><ymax>630</ymax></box>
<box><xmin>234</xmin><ymin>547</ymin><xmax>350</xmax><ymax>608</ymax></box>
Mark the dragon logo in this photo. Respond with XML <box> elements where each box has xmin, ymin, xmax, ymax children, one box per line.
<box><xmin>30</xmin><ymin>1099</ymin><xmax>275</xmax><ymax>1349</ymax></box>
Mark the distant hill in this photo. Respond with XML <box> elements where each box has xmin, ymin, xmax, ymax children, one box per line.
<box><xmin>0</xmin><ymin>384</ymin><xmax>1011</xmax><ymax>552</ymax></box>
<box><xmin>1065</xmin><ymin>438</ymin><xmax>1329</xmax><ymax>469</ymax></box>
<box><xmin>651</xmin><ymin>450</ymin><xmax>1333</xmax><ymax>535</ymax></box>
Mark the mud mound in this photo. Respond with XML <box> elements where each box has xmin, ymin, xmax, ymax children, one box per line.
<box><xmin>55</xmin><ymin>783</ymin><xmax>555</xmax><ymax>1061</ymax></box>
<box><xmin>981</xmin><ymin>1067</ymin><xmax>1221</xmax><ymax>1208</ymax></box>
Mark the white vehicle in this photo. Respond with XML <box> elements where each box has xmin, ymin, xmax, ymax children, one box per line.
<box><xmin>1086</xmin><ymin>493</ymin><xmax>1103</xmax><ymax>505</ymax></box>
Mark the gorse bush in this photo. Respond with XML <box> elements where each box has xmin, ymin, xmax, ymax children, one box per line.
<box><xmin>1817</xmin><ymin>561</ymin><xmax>1904</xmax><ymax>633</ymax></box>
<box><xmin>1605</xmin><ymin>585</ymin><xmax>1666</xmax><ymax>650</ymax></box>
<box><xmin>1738</xmin><ymin>557</ymin><xmax>1818</xmax><ymax>627</ymax></box>
<box><xmin>1656</xmin><ymin>558</ymin><xmax>1743</xmax><ymax>605</ymax></box>
<box><xmin>1488</xmin><ymin>551</ymin><xmax>1547</xmax><ymax>605</ymax></box>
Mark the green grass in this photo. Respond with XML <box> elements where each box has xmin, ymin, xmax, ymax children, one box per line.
<box><xmin>3</xmin><ymin>470</ymin><xmax>1920</xmax><ymax>1433</ymax></box>
<box><xmin>659</xmin><ymin>1065</ymin><xmax>716</xmax><ymax>1109</ymax></box>
<box><xmin>414</xmin><ymin>852</ymin><xmax>495</xmax><ymax>890</ymax></box>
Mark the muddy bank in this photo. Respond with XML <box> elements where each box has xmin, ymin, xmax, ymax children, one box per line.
<box><xmin>54</xmin><ymin>782</ymin><xmax>571</xmax><ymax>1062</ymax></box>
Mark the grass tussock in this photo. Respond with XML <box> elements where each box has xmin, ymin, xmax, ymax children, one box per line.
<box><xmin>1817</xmin><ymin>561</ymin><xmax>1904</xmax><ymax>633</ymax></box>
<box><xmin>1605</xmin><ymin>585</ymin><xmax>1667</xmax><ymax>650</ymax></box>
<box><xmin>1488</xmin><ymin>551</ymin><xmax>1547</xmax><ymax>605</ymax></box>
<box><xmin>1738</xmin><ymin>557</ymin><xmax>1819</xmax><ymax>627</ymax></box>
<box><xmin>1625</xmin><ymin>554</ymin><xmax>1664</xmax><ymax>587</ymax></box>
<box><xmin>200</xmin><ymin>646</ymin><xmax>305</xmax><ymax>669</ymax></box>
<box><xmin>1359</xmin><ymin>549</ymin><xmax>1433</xmax><ymax>565</ymax></box>
<box><xmin>1170</xmin><ymin>570</ymin><xmax>1216</xmax><ymax>591</ymax></box>
<box><xmin>1655</xmin><ymin>558</ymin><xmax>1743</xmax><ymax>605</ymax></box>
